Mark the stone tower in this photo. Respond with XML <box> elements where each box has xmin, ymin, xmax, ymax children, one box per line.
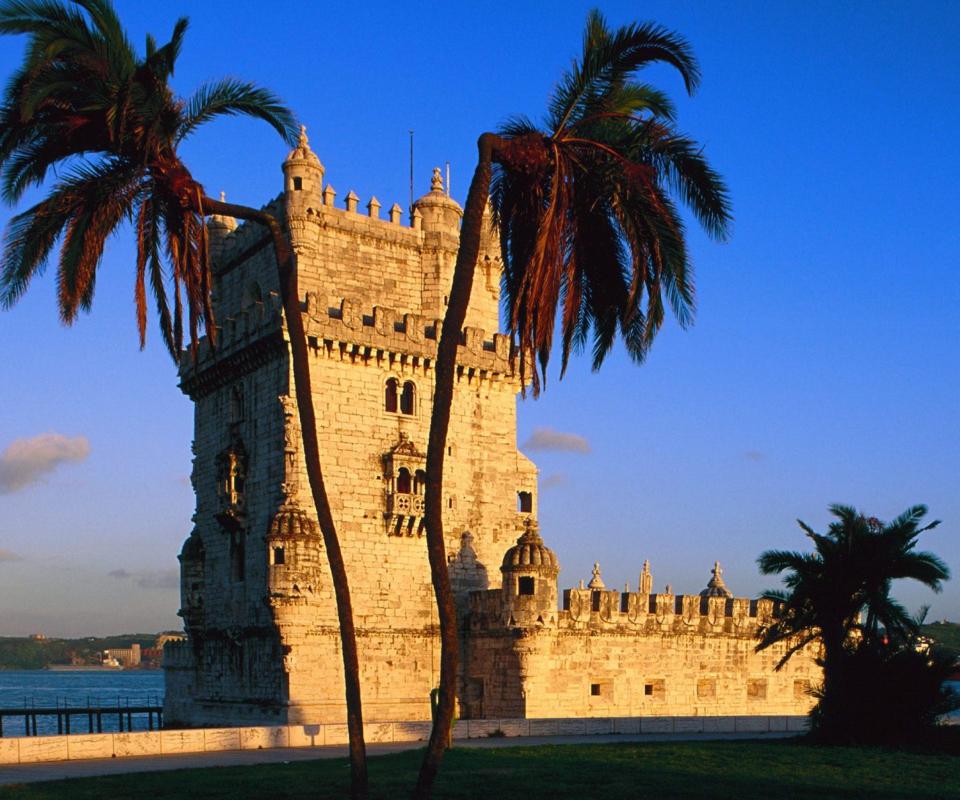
<box><xmin>164</xmin><ymin>132</ymin><xmax>538</xmax><ymax>727</ymax></box>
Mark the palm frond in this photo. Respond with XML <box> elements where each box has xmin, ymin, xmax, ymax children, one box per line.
<box><xmin>178</xmin><ymin>78</ymin><xmax>298</xmax><ymax>146</ymax></box>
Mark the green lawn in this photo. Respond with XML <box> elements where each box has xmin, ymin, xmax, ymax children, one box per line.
<box><xmin>1</xmin><ymin>738</ymin><xmax>957</xmax><ymax>799</ymax></box>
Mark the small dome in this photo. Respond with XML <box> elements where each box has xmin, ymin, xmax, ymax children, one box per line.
<box><xmin>208</xmin><ymin>192</ymin><xmax>237</xmax><ymax>235</ymax></box>
<box><xmin>700</xmin><ymin>561</ymin><xmax>733</xmax><ymax>598</ymax></box>
<box><xmin>285</xmin><ymin>125</ymin><xmax>323</xmax><ymax>170</ymax></box>
<box><xmin>268</xmin><ymin>506</ymin><xmax>320</xmax><ymax>539</ymax></box>
<box><xmin>179</xmin><ymin>530</ymin><xmax>204</xmax><ymax>561</ymax></box>
<box><xmin>412</xmin><ymin>167</ymin><xmax>462</xmax><ymax>228</ymax></box>
<box><xmin>501</xmin><ymin>520</ymin><xmax>559</xmax><ymax>572</ymax></box>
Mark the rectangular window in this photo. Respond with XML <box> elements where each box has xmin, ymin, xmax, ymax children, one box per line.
<box><xmin>517</xmin><ymin>491</ymin><xmax>533</xmax><ymax>513</ymax></box>
<box><xmin>293</xmin><ymin>176</ymin><xmax>303</xmax><ymax>191</ymax></box>
<box><xmin>272</xmin><ymin>547</ymin><xmax>285</xmax><ymax>566</ymax></box>
<box><xmin>518</xmin><ymin>576</ymin><xmax>535</xmax><ymax>596</ymax></box>
<box><xmin>644</xmin><ymin>680</ymin><xmax>665</xmax><ymax>700</ymax></box>
<box><xmin>589</xmin><ymin>681</ymin><xmax>612</xmax><ymax>700</ymax></box>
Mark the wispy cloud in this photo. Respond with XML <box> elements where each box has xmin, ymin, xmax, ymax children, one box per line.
<box><xmin>541</xmin><ymin>473</ymin><xmax>568</xmax><ymax>489</ymax></box>
<box><xmin>109</xmin><ymin>568</ymin><xmax>179</xmax><ymax>590</ymax></box>
<box><xmin>521</xmin><ymin>427</ymin><xmax>591</xmax><ymax>454</ymax></box>
<box><xmin>744</xmin><ymin>450</ymin><xmax>765</xmax><ymax>462</ymax></box>
<box><xmin>0</xmin><ymin>549</ymin><xmax>23</xmax><ymax>563</ymax></box>
<box><xmin>175</xmin><ymin>474</ymin><xmax>192</xmax><ymax>488</ymax></box>
<box><xmin>0</xmin><ymin>433</ymin><xmax>90</xmax><ymax>496</ymax></box>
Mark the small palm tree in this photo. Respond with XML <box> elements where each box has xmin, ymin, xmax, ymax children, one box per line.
<box><xmin>0</xmin><ymin>2</ymin><xmax>369</xmax><ymax>796</ymax></box>
<box><xmin>416</xmin><ymin>9</ymin><xmax>731</xmax><ymax>796</ymax></box>
<box><xmin>757</xmin><ymin>503</ymin><xmax>950</xmax><ymax>743</ymax></box>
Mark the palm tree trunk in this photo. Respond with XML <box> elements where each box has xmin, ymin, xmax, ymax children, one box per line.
<box><xmin>198</xmin><ymin>194</ymin><xmax>369</xmax><ymax>800</ymax></box>
<box><xmin>414</xmin><ymin>132</ymin><xmax>502</xmax><ymax>800</ymax></box>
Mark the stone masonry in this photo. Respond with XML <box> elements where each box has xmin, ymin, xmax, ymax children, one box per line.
<box><xmin>163</xmin><ymin>128</ymin><xmax>818</xmax><ymax>728</ymax></box>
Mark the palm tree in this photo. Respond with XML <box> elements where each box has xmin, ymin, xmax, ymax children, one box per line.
<box><xmin>0</xmin><ymin>2</ymin><xmax>369</xmax><ymax>796</ymax></box>
<box><xmin>756</xmin><ymin>503</ymin><xmax>950</xmax><ymax>742</ymax></box>
<box><xmin>416</xmin><ymin>10</ymin><xmax>731</xmax><ymax>796</ymax></box>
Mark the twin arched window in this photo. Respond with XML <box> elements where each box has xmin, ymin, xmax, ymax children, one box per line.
<box><xmin>395</xmin><ymin>467</ymin><xmax>426</xmax><ymax>495</ymax></box>
<box><xmin>385</xmin><ymin>378</ymin><xmax>416</xmax><ymax>415</ymax></box>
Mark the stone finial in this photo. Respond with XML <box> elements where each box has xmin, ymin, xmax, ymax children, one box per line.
<box><xmin>412</xmin><ymin>207</ymin><xmax>422</xmax><ymax>231</ymax></box>
<box><xmin>700</xmin><ymin>560</ymin><xmax>733</xmax><ymax>598</ymax></box>
<box><xmin>666</xmin><ymin>584</ymin><xmax>672</xmax><ymax>594</ymax></box>
<box><xmin>220</xmin><ymin>191</ymin><xmax>226</xmax><ymax>203</ymax></box>
<box><xmin>345</xmin><ymin>190</ymin><xmax>359</xmax><ymax>213</ymax></box>
<box><xmin>284</xmin><ymin>125</ymin><xmax>322</xmax><ymax>170</ymax></box>
<box><xmin>431</xmin><ymin>166</ymin><xmax>444</xmax><ymax>193</ymax></box>
<box><xmin>588</xmin><ymin>563</ymin><xmax>605</xmax><ymax>590</ymax></box>
<box><xmin>367</xmin><ymin>196</ymin><xmax>381</xmax><ymax>219</ymax></box>
<box><xmin>579</xmin><ymin>579</ymin><xmax>584</xmax><ymax>590</ymax></box>
<box><xmin>389</xmin><ymin>203</ymin><xmax>403</xmax><ymax>224</ymax></box>
<box><xmin>639</xmin><ymin>559</ymin><xmax>653</xmax><ymax>594</ymax></box>
<box><xmin>322</xmin><ymin>185</ymin><xmax>337</xmax><ymax>207</ymax></box>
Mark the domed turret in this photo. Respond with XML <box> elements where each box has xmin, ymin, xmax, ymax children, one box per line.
<box><xmin>178</xmin><ymin>529</ymin><xmax>205</xmax><ymax>632</ymax></box>
<box><xmin>207</xmin><ymin>192</ymin><xmax>237</xmax><ymax>265</ymax></box>
<box><xmin>700</xmin><ymin>561</ymin><xmax>733</xmax><ymax>598</ymax></box>
<box><xmin>500</xmin><ymin>520</ymin><xmax>561</xmax><ymax>627</ymax></box>
<box><xmin>282</xmin><ymin>125</ymin><xmax>324</xmax><ymax>249</ymax></box>
<box><xmin>412</xmin><ymin>167</ymin><xmax>462</xmax><ymax>234</ymax></box>
<box><xmin>264</xmin><ymin>504</ymin><xmax>324</xmax><ymax>602</ymax></box>
<box><xmin>283</xmin><ymin>125</ymin><xmax>324</xmax><ymax>187</ymax></box>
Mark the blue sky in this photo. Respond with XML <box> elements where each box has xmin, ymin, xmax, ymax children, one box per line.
<box><xmin>0</xmin><ymin>1</ymin><xmax>958</xmax><ymax>636</ymax></box>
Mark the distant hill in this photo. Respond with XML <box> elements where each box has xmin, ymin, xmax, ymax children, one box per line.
<box><xmin>921</xmin><ymin>621</ymin><xmax>960</xmax><ymax>660</ymax></box>
<box><xmin>0</xmin><ymin>634</ymin><xmax>163</xmax><ymax>670</ymax></box>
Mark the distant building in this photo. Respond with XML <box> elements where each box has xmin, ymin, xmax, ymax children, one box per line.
<box><xmin>104</xmin><ymin>644</ymin><xmax>140</xmax><ymax>668</ymax></box>
<box><xmin>164</xmin><ymin>130</ymin><xmax>819</xmax><ymax>728</ymax></box>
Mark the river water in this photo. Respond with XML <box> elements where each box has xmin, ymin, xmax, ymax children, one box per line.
<box><xmin>0</xmin><ymin>672</ymin><xmax>956</xmax><ymax>737</ymax></box>
<box><xmin>0</xmin><ymin>670</ymin><xmax>164</xmax><ymax>738</ymax></box>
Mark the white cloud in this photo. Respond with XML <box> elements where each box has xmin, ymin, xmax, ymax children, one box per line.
<box><xmin>109</xmin><ymin>568</ymin><xmax>179</xmax><ymax>590</ymax></box>
<box><xmin>0</xmin><ymin>549</ymin><xmax>23</xmax><ymax>563</ymax></box>
<box><xmin>744</xmin><ymin>450</ymin><xmax>765</xmax><ymax>462</ymax></box>
<box><xmin>522</xmin><ymin>427</ymin><xmax>592</xmax><ymax>454</ymax></box>
<box><xmin>541</xmin><ymin>473</ymin><xmax>568</xmax><ymax>489</ymax></box>
<box><xmin>0</xmin><ymin>433</ymin><xmax>90</xmax><ymax>495</ymax></box>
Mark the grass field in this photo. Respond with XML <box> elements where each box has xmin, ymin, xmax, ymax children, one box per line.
<box><xmin>1</xmin><ymin>737</ymin><xmax>958</xmax><ymax>799</ymax></box>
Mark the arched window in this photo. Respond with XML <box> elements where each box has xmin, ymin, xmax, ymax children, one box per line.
<box><xmin>396</xmin><ymin>468</ymin><xmax>411</xmax><ymax>494</ymax></box>
<box><xmin>400</xmin><ymin>381</ymin><xmax>415</xmax><ymax>415</ymax></box>
<box><xmin>385</xmin><ymin>378</ymin><xmax>399</xmax><ymax>413</ymax></box>
<box><xmin>413</xmin><ymin>469</ymin><xmax>427</xmax><ymax>495</ymax></box>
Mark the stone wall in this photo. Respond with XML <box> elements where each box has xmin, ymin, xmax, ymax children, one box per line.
<box><xmin>0</xmin><ymin>715</ymin><xmax>809</xmax><ymax>766</ymax></box>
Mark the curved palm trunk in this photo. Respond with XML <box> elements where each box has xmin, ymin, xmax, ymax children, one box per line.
<box><xmin>414</xmin><ymin>133</ymin><xmax>502</xmax><ymax>799</ymax></box>
<box><xmin>197</xmin><ymin>195</ymin><xmax>369</xmax><ymax>800</ymax></box>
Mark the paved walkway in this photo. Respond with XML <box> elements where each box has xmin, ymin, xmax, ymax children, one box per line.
<box><xmin>0</xmin><ymin>731</ymin><xmax>794</xmax><ymax>786</ymax></box>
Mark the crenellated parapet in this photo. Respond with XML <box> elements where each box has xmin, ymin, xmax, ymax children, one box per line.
<box><xmin>301</xmin><ymin>297</ymin><xmax>520</xmax><ymax>381</ymax></box>
<box><xmin>469</xmin><ymin>538</ymin><xmax>777</xmax><ymax>640</ymax></box>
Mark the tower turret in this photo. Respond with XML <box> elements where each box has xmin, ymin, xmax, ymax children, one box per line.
<box><xmin>500</xmin><ymin>520</ymin><xmax>560</xmax><ymax>627</ymax></box>
<box><xmin>207</xmin><ymin>192</ymin><xmax>237</xmax><ymax>266</ymax></box>
<box><xmin>412</xmin><ymin>167</ymin><xmax>462</xmax><ymax>234</ymax></box>
<box><xmin>282</xmin><ymin>126</ymin><xmax>324</xmax><ymax>249</ymax></box>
